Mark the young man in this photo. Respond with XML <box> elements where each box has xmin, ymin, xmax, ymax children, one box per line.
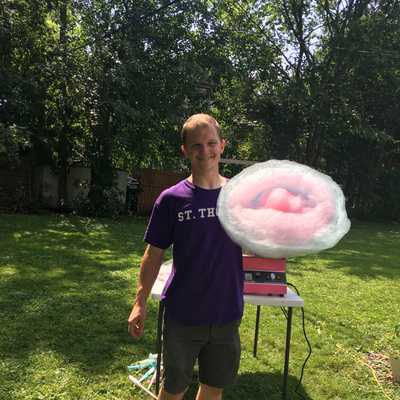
<box><xmin>128</xmin><ymin>114</ymin><xmax>244</xmax><ymax>400</ymax></box>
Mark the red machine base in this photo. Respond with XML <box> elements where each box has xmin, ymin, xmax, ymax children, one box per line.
<box><xmin>243</xmin><ymin>255</ymin><xmax>287</xmax><ymax>296</ymax></box>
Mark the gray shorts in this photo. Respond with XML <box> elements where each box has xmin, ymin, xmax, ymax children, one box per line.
<box><xmin>162</xmin><ymin>317</ymin><xmax>241</xmax><ymax>394</ymax></box>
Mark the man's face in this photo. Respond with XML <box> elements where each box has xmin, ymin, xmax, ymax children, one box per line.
<box><xmin>181</xmin><ymin>126</ymin><xmax>225</xmax><ymax>173</ymax></box>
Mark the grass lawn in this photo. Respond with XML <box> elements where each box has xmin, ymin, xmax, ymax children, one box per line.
<box><xmin>0</xmin><ymin>214</ymin><xmax>399</xmax><ymax>400</ymax></box>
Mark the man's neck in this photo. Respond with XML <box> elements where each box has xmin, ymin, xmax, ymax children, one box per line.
<box><xmin>188</xmin><ymin>171</ymin><xmax>226</xmax><ymax>189</ymax></box>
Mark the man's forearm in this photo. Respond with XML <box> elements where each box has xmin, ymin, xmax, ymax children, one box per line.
<box><xmin>134</xmin><ymin>245</ymin><xmax>164</xmax><ymax>306</ymax></box>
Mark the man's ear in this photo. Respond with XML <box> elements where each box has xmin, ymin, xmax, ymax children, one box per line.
<box><xmin>180</xmin><ymin>144</ymin><xmax>186</xmax><ymax>157</ymax></box>
<box><xmin>220</xmin><ymin>138</ymin><xmax>227</xmax><ymax>153</ymax></box>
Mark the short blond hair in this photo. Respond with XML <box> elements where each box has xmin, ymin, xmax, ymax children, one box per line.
<box><xmin>181</xmin><ymin>113</ymin><xmax>221</xmax><ymax>144</ymax></box>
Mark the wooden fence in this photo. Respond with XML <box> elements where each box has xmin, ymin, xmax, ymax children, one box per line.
<box><xmin>0</xmin><ymin>163</ymin><xmax>187</xmax><ymax>215</ymax></box>
<box><xmin>136</xmin><ymin>168</ymin><xmax>187</xmax><ymax>215</ymax></box>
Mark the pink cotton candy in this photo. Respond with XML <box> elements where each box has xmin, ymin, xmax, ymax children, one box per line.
<box><xmin>263</xmin><ymin>188</ymin><xmax>290</xmax><ymax>211</ymax></box>
<box><xmin>262</xmin><ymin>188</ymin><xmax>307</xmax><ymax>213</ymax></box>
<box><xmin>217</xmin><ymin>160</ymin><xmax>351</xmax><ymax>258</ymax></box>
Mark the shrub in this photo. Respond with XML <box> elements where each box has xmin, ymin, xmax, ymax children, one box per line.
<box><xmin>72</xmin><ymin>185</ymin><xmax>124</xmax><ymax>219</ymax></box>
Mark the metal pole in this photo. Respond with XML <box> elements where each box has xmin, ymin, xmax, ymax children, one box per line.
<box><xmin>282</xmin><ymin>307</ymin><xmax>293</xmax><ymax>400</ymax></box>
<box><xmin>155</xmin><ymin>301</ymin><xmax>165</xmax><ymax>395</ymax></box>
<box><xmin>253</xmin><ymin>305</ymin><xmax>261</xmax><ymax>357</ymax></box>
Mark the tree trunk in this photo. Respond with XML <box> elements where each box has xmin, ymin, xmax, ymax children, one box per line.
<box><xmin>58</xmin><ymin>0</ymin><xmax>70</xmax><ymax>208</ymax></box>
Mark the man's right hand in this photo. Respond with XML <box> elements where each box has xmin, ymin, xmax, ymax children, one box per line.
<box><xmin>127</xmin><ymin>244</ymin><xmax>165</xmax><ymax>339</ymax></box>
<box><xmin>128</xmin><ymin>302</ymin><xmax>147</xmax><ymax>338</ymax></box>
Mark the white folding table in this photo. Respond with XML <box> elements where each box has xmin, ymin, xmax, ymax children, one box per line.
<box><xmin>151</xmin><ymin>260</ymin><xmax>304</xmax><ymax>400</ymax></box>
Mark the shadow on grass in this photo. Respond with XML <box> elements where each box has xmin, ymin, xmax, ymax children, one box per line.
<box><xmin>0</xmin><ymin>214</ymin><xmax>160</xmax><ymax>375</ymax></box>
<box><xmin>183</xmin><ymin>371</ymin><xmax>313</xmax><ymax>400</ymax></box>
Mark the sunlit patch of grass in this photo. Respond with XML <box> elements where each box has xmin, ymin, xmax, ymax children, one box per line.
<box><xmin>0</xmin><ymin>215</ymin><xmax>399</xmax><ymax>399</ymax></box>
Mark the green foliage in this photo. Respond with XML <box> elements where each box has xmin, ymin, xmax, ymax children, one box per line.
<box><xmin>213</xmin><ymin>0</ymin><xmax>400</xmax><ymax>221</ymax></box>
<box><xmin>0</xmin><ymin>123</ymin><xmax>32</xmax><ymax>164</ymax></box>
<box><xmin>73</xmin><ymin>185</ymin><xmax>125</xmax><ymax>219</ymax></box>
<box><xmin>1</xmin><ymin>0</ymin><xmax>400</xmax><ymax>220</ymax></box>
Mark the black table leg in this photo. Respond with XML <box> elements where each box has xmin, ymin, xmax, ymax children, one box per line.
<box><xmin>282</xmin><ymin>307</ymin><xmax>293</xmax><ymax>400</ymax></box>
<box><xmin>253</xmin><ymin>305</ymin><xmax>261</xmax><ymax>357</ymax></box>
<box><xmin>155</xmin><ymin>301</ymin><xmax>165</xmax><ymax>395</ymax></box>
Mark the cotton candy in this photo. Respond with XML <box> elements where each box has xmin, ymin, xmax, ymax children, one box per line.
<box><xmin>217</xmin><ymin>160</ymin><xmax>351</xmax><ymax>258</ymax></box>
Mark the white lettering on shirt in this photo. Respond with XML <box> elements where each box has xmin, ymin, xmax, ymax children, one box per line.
<box><xmin>184</xmin><ymin>210</ymin><xmax>193</xmax><ymax>220</ymax></box>
<box><xmin>198</xmin><ymin>208</ymin><xmax>207</xmax><ymax>218</ymax></box>
<box><xmin>177</xmin><ymin>207</ymin><xmax>217</xmax><ymax>222</ymax></box>
<box><xmin>207</xmin><ymin>208</ymin><xmax>216</xmax><ymax>217</ymax></box>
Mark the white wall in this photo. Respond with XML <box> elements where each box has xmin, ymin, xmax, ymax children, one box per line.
<box><xmin>66</xmin><ymin>166</ymin><xmax>91</xmax><ymax>207</ymax></box>
<box><xmin>35</xmin><ymin>165</ymin><xmax>59</xmax><ymax>208</ymax></box>
<box><xmin>35</xmin><ymin>165</ymin><xmax>127</xmax><ymax>208</ymax></box>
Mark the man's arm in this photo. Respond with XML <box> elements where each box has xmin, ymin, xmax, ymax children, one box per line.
<box><xmin>128</xmin><ymin>244</ymin><xmax>165</xmax><ymax>338</ymax></box>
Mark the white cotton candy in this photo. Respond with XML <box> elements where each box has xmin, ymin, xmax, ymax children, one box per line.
<box><xmin>217</xmin><ymin>160</ymin><xmax>351</xmax><ymax>258</ymax></box>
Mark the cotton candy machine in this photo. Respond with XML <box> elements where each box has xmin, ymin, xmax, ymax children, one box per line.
<box><xmin>243</xmin><ymin>254</ymin><xmax>287</xmax><ymax>296</ymax></box>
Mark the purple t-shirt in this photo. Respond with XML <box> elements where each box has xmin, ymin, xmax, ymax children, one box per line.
<box><xmin>144</xmin><ymin>179</ymin><xmax>244</xmax><ymax>325</ymax></box>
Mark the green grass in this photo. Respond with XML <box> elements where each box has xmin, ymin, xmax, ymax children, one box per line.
<box><xmin>0</xmin><ymin>214</ymin><xmax>399</xmax><ymax>400</ymax></box>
